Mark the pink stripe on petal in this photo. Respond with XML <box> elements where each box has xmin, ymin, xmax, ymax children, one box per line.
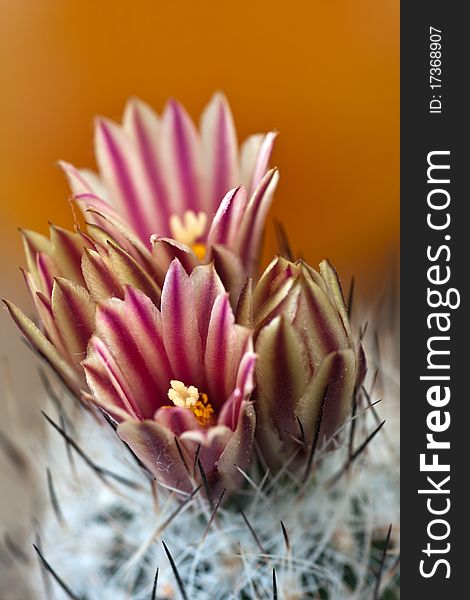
<box><xmin>204</xmin><ymin>294</ymin><xmax>232</xmax><ymax>407</ymax></box>
<box><xmin>161</xmin><ymin>101</ymin><xmax>202</xmax><ymax>214</ymax></box>
<box><xmin>95</xmin><ymin>119</ymin><xmax>151</xmax><ymax>243</ymax></box>
<box><xmin>124</xmin><ymin>286</ymin><xmax>173</xmax><ymax>399</ymax></box>
<box><xmin>246</xmin><ymin>131</ymin><xmax>277</xmax><ymax>196</ymax></box>
<box><xmin>81</xmin><ymin>249</ymin><xmax>123</xmax><ymax>302</ymax></box>
<box><xmin>51</xmin><ymin>278</ymin><xmax>96</xmax><ymax>363</ymax></box>
<box><xmin>189</xmin><ymin>263</ymin><xmax>225</xmax><ymax>350</ymax></box>
<box><xmin>206</xmin><ymin>186</ymin><xmax>247</xmax><ymax>248</ymax></box>
<box><xmin>161</xmin><ymin>260</ymin><xmax>203</xmax><ymax>386</ymax></box>
<box><xmin>87</xmin><ymin>336</ymin><xmax>143</xmax><ymax>420</ymax></box>
<box><xmin>200</xmin><ymin>93</ymin><xmax>238</xmax><ymax>214</ymax></box>
<box><xmin>59</xmin><ymin>160</ymin><xmax>98</xmax><ymax>196</ymax></box>
<box><xmin>236</xmin><ymin>351</ymin><xmax>257</xmax><ymax>399</ymax></box>
<box><xmin>49</xmin><ymin>224</ymin><xmax>88</xmax><ymax>286</ymax></box>
<box><xmin>124</xmin><ymin>99</ymin><xmax>171</xmax><ymax>236</ymax></box>
<box><xmin>95</xmin><ymin>300</ymin><xmax>162</xmax><ymax>417</ymax></box>
<box><xmin>238</xmin><ymin>168</ymin><xmax>279</xmax><ymax>272</ymax></box>
<box><xmin>82</xmin><ymin>363</ymin><xmax>131</xmax><ymax>423</ymax></box>
<box><xmin>35</xmin><ymin>292</ymin><xmax>69</xmax><ymax>358</ymax></box>
<box><xmin>36</xmin><ymin>252</ymin><xmax>58</xmax><ymax>298</ymax></box>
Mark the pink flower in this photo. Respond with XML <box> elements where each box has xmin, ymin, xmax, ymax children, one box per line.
<box><xmin>82</xmin><ymin>259</ymin><xmax>256</xmax><ymax>495</ymax></box>
<box><xmin>61</xmin><ymin>93</ymin><xmax>278</xmax><ymax>280</ymax></box>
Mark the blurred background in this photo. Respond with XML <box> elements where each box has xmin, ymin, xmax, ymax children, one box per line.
<box><xmin>0</xmin><ymin>0</ymin><xmax>398</xmax><ymax>589</ymax></box>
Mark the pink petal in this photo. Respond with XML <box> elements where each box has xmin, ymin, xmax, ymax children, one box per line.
<box><xmin>36</xmin><ymin>252</ymin><xmax>58</xmax><ymax>299</ymax></box>
<box><xmin>95</xmin><ymin>118</ymin><xmax>155</xmax><ymax>244</ymax></box>
<box><xmin>204</xmin><ymin>294</ymin><xmax>252</xmax><ymax>410</ymax></box>
<box><xmin>51</xmin><ymin>278</ymin><xmax>96</xmax><ymax>364</ymax></box>
<box><xmin>200</xmin><ymin>93</ymin><xmax>239</xmax><ymax>214</ymax></box>
<box><xmin>93</xmin><ymin>292</ymin><xmax>170</xmax><ymax>418</ymax></box>
<box><xmin>180</xmin><ymin>425</ymin><xmax>232</xmax><ymax>488</ymax></box>
<box><xmin>293</xmin><ymin>276</ymin><xmax>350</xmax><ymax>368</ymax></box>
<box><xmin>107</xmin><ymin>241</ymin><xmax>161</xmax><ymax>306</ymax></box>
<box><xmin>161</xmin><ymin>260</ymin><xmax>203</xmax><ymax>386</ymax></box>
<box><xmin>206</xmin><ymin>186</ymin><xmax>247</xmax><ymax>248</ymax></box>
<box><xmin>188</xmin><ymin>263</ymin><xmax>225</xmax><ymax>349</ymax></box>
<box><xmin>82</xmin><ymin>356</ymin><xmax>133</xmax><ymax>423</ymax></box>
<box><xmin>255</xmin><ymin>316</ymin><xmax>309</xmax><ymax>438</ymax></box>
<box><xmin>237</xmin><ymin>168</ymin><xmax>280</xmax><ymax>274</ymax></box>
<box><xmin>59</xmin><ymin>160</ymin><xmax>105</xmax><ymax>197</ymax></box>
<box><xmin>240</xmin><ymin>131</ymin><xmax>277</xmax><ymax>197</ymax></box>
<box><xmin>20</xmin><ymin>229</ymin><xmax>53</xmax><ymax>283</ymax></box>
<box><xmin>49</xmin><ymin>224</ymin><xmax>89</xmax><ymax>286</ymax></box>
<box><xmin>35</xmin><ymin>292</ymin><xmax>69</xmax><ymax>359</ymax></box>
<box><xmin>208</xmin><ymin>245</ymin><xmax>245</xmax><ymax>309</ymax></box>
<box><xmin>85</xmin><ymin>336</ymin><xmax>143</xmax><ymax>420</ymax></box>
<box><xmin>81</xmin><ymin>248</ymin><xmax>123</xmax><ymax>302</ymax></box>
<box><xmin>122</xmin><ymin>98</ymin><xmax>171</xmax><ymax>236</ymax></box>
<box><xmin>160</xmin><ymin>100</ymin><xmax>202</xmax><ymax>215</ymax></box>
<box><xmin>219</xmin><ymin>349</ymin><xmax>256</xmax><ymax>433</ymax></box>
<box><xmin>117</xmin><ymin>419</ymin><xmax>192</xmax><ymax>493</ymax></box>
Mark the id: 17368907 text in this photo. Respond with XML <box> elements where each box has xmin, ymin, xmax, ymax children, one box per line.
<box><xmin>429</xmin><ymin>26</ymin><xmax>443</xmax><ymax>114</ymax></box>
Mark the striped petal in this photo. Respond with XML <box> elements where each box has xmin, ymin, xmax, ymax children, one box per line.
<box><xmin>206</xmin><ymin>186</ymin><xmax>247</xmax><ymax>248</ymax></box>
<box><xmin>49</xmin><ymin>224</ymin><xmax>89</xmax><ymax>286</ymax></box>
<box><xmin>154</xmin><ymin>406</ymin><xmax>199</xmax><ymax>436</ymax></box>
<box><xmin>81</xmin><ymin>248</ymin><xmax>123</xmax><ymax>302</ymax></box>
<box><xmin>117</xmin><ymin>419</ymin><xmax>192</xmax><ymax>493</ymax></box>
<box><xmin>159</xmin><ymin>100</ymin><xmax>202</xmax><ymax>215</ymax></box>
<box><xmin>59</xmin><ymin>160</ymin><xmax>107</xmax><ymax>198</ymax></box>
<box><xmin>51</xmin><ymin>278</ymin><xmax>96</xmax><ymax>364</ymax></box>
<box><xmin>204</xmin><ymin>294</ymin><xmax>252</xmax><ymax>410</ymax></box>
<box><xmin>161</xmin><ymin>260</ymin><xmax>203</xmax><ymax>387</ymax></box>
<box><xmin>296</xmin><ymin>348</ymin><xmax>357</xmax><ymax>442</ymax></box>
<box><xmin>92</xmin><ymin>289</ymin><xmax>172</xmax><ymax>417</ymax></box>
<box><xmin>237</xmin><ymin>168</ymin><xmax>280</xmax><ymax>274</ymax></box>
<box><xmin>95</xmin><ymin>118</ymin><xmax>155</xmax><ymax>243</ymax></box>
<box><xmin>293</xmin><ymin>275</ymin><xmax>350</xmax><ymax>369</ymax></box>
<box><xmin>209</xmin><ymin>245</ymin><xmax>245</xmax><ymax>309</ymax></box>
<box><xmin>188</xmin><ymin>263</ymin><xmax>225</xmax><ymax>349</ymax></box>
<box><xmin>240</xmin><ymin>131</ymin><xmax>277</xmax><ymax>196</ymax></box>
<box><xmin>122</xmin><ymin>98</ymin><xmax>171</xmax><ymax>235</ymax></box>
<box><xmin>107</xmin><ymin>241</ymin><xmax>161</xmax><ymax>306</ymax></box>
<box><xmin>200</xmin><ymin>92</ymin><xmax>239</xmax><ymax>214</ymax></box>
<box><xmin>255</xmin><ymin>316</ymin><xmax>310</xmax><ymax>439</ymax></box>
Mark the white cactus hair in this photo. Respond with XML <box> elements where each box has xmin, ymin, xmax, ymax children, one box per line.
<box><xmin>1</xmin><ymin>288</ymin><xmax>399</xmax><ymax>600</ymax></box>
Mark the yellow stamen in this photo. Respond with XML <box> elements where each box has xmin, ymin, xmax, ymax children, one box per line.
<box><xmin>191</xmin><ymin>242</ymin><xmax>206</xmax><ymax>261</ymax></box>
<box><xmin>169</xmin><ymin>210</ymin><xmax>207</xmax><ymax>247</ymax></box>
<box><xmin>167</xmin><ymin>380</ymin><xmax>214</xmax><ymax>427</ymax></box>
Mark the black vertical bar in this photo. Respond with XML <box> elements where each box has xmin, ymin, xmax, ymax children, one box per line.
<box><xmin>401</xmin><ymin>3</ymin><xmax>468</xmax><ymax>597</ymax></box>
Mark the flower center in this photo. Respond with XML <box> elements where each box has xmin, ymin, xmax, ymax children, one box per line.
<box><xmin>169</xmin><ymin>210</ymin><xmax>207</xmax><ymax>248</ymax></box>
<box><xmin>167</xmin><ymin>380</ymin><xmax>214</xmax><ymax>427</ymax></box>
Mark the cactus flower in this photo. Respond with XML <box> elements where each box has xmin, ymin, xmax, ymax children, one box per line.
<box><xmin>251</xmin><ymin>257</ymin><xmax>364</xmax><ymax>470</ymax></box>
<box><xmin>61</xmin><ymin>92</ymin><xmax>278</xmax><ymax>279</ymax></box>
<box><xmin>82</xmin><ymin>259</ymin><xmax>256</xmax><ymax>495</ymax></box>
<box><xmin>5</xmin><ymin>94</ymin><xmax>278</xmax><ymax>395</ymax></box>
